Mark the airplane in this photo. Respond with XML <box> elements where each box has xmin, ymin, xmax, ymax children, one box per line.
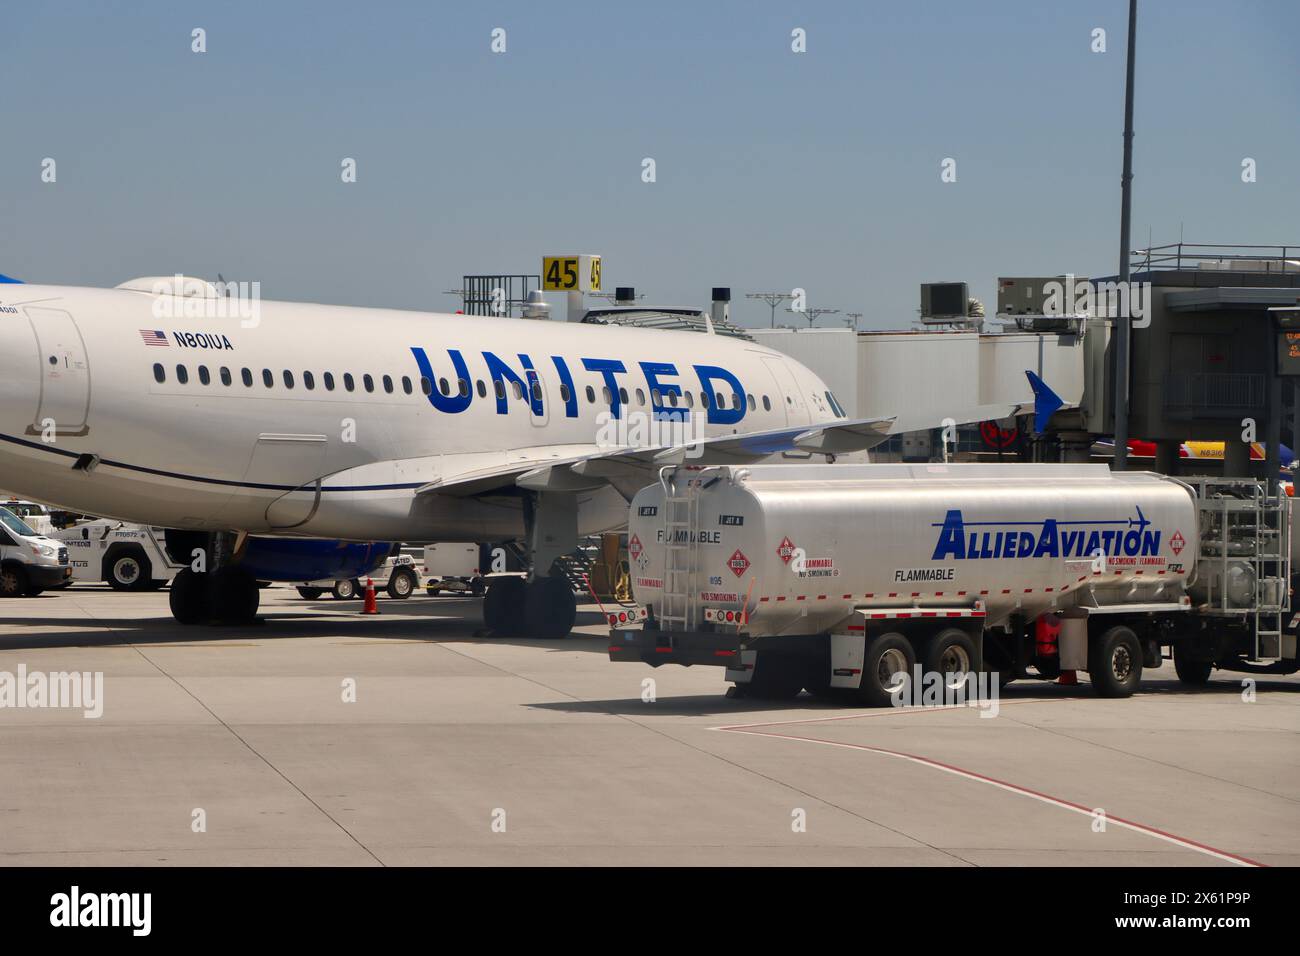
<box><xmin>0</xmin><ymin>274</ymin><xmax>1043</xmax><ymax>637</ymax></box>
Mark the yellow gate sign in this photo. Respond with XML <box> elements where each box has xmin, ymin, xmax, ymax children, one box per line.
<box><xmin>543</xmin><ymin>254</ymin><xmax>601</xmax><ymax>292</ymax></box>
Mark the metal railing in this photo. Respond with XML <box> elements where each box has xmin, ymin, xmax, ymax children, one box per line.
<box><xmin>1133</xmin><ymin>242</ymin><xmax>1299</xmax><ymax>273</ymax></box>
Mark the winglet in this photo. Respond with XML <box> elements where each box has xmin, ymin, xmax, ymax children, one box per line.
<box><xmin>1025</xmin><ymin>370</ymin><xmax>1063</xmax><ymax>434</ymax></box>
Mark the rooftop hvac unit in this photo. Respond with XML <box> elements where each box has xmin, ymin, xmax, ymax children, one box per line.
<box><xmin>919</xmin><ymin>282</ymin><xmax>968</xmax><ymax>324</ymax></box>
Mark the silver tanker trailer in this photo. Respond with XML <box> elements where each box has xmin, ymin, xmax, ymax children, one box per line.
<box><xmin>609</xmin><ymin>463</ymin><xmax>1293</xmax><ymax>704</ymax></box>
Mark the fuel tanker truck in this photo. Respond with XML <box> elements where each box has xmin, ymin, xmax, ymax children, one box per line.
<box><xmin>608</xmin><ymin>463</ymin><xmax>1294</xmax><ymax>704</ymax></box>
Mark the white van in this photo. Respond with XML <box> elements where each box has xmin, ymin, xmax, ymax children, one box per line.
<box><xmin>295</xmin><ymin>553</ymin><xmax>421</xmax><ymax>601</ymax></box>
<box><xmin>0</xmin><ymin>506</ymin><xmax>72</xmax><ymax>597</ymax></box>
<box><xmin>48</xmin><ymin>520</ymin><xmax>182</xmax><ymax>590</ymax></box>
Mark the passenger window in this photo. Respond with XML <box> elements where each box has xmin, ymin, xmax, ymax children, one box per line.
<box><xmin>559</xmin><ymin>383</ymin><xmax>571</xmax><ymax>403</ymax></box>
<box><xmin>420</xmin><ymin>377</ymin><xmax>432</xmax><ymax>395</ymax></box>
<box><xmin>402</xmin><ymin>376</ymin><xmax>412</xmax><ymax>395</ymax></box>
<box><xmin>511</xmin><ymin>381</ymin><xmax>523</xmax><ymax>400</ymax></box>
<box><xmin>363</xmin><ymin>374</ymin><xmax>374</xmax><ymax>393</ymax></box>
<box><xmin>458</xmin><ymin>378</ymin><xmax>469</xmax><ymax>397</ymax></box>
<box><xmin>651</xmin><ymin>389</ymin><xmax>661</xmax><ymax>406</ymax></box>
<box><xmin>602</xmin><ymin>386</ymin><xmax>611</xmax><ymax>404</ymax></box>
<box><xmin>304</xmin><ymin>371</ymin><xmax>315</xmax><ymax>390</ymax></box>
<box><xmin>220</xmin><ymin>367</ymin><xmax>232</xmax><ymax>386</ymax></box>
<box><xmin>585</xmin><ymin>385</ymin><xmax>595</xmax><ymax>403</ymax></box>
<box><xmin>283</xmin><ymin>370</ymin><xmax>294</xmax><ymax>389</ymax></box>
<box><xmin>731</xmin><ymin>393</ymin><xmax>741</xmax><ymax>409</ymax></box>
<box><xmin>440</xmin><ymin>378</ymin><xmax>450</xmax><ymax>396</ymax></box>
<box><xmin>262</xmin><ymin>369</ymin><xmax>273</xmax><ymax>388</ymax></box>
<box><xmin>176</xmin><ymin>365</ymin><xmax>189</xmax><ymax>385</ymax></box>
<box><xmin>635</xmin><ymin>388</ymin><xmax>645</xmax><ymax>406</ymax></box>
<box><xmin>198</xmin><ymin>366</ymin><xmax>210</xmax><ymax>385</ymax></box>
<box><xmin>668</xmin><ymin>391</ymin><xmax>678</xmax><ymax>407</ymax></box>
<box><xmin>619</xmin><ymin>387</ymin><xmax>628</xmax><ymax>405</ymax></box>
<box><xmin>324</xmin><ymin>372</ymin><xmax>335</xmax><ymax>391</ymax></box>
<box><xmin>383</xmin><ymin>374</ymin><xmax>393</xmax><ymax>394</ymax></box>
<box><xmin>762</xmin><ymin>395</ymin><xmax>771</xmax><ymax>411</ymax></box>
<box><xmin>153</xmin><ymin>363</ymin><xmax>165</xmax><ymax>384</ymax></box>
<box><xmin>495</xmin><ymin>380</ymin><xmax>505</xmax><ymax>400</ymax></box>
<box><xmin>685</xmin><ymin>391</ymin><xmax>694</xmax><ymax>408</ymax></box>
<box><xmin>701</xmin><ymin>392</ymin><xmax>710</xmax><ymax>409</ymax></box>
<box><xmin>242</xmin><ymin>368</ymin><xmax>253</xmax><ymax>387</ymax></box>
<box><xmin>747</xmin><ymin>394</ymin><xmax>756</xmax><ymax>411</ymax></box>
<box><xmin>344</xmin><ymin>373</ymin><xmax>355</xmax><ymax>392</ymax></box>
<box><xmin>476</xmin><ymin>380</ymin><xmax>487</xmax><ymax>398</ymax></box>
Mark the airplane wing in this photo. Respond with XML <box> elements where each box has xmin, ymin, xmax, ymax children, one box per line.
<box><xmin>405</xmin><ymin>371</ymin><xmax>1069</xmax><ymax>498</ymax></box>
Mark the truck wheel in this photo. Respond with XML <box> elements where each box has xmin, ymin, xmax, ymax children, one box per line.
<box><xmin>857</xmin><ymin>632</ymin><xmax>916</xmax><ymax>707</ymax></box>
<box><xmin>387</xmin><ymin>568</ymin><xmax>417</xmax><ymax>600</ymax></box>
<box><xmin>332</xmin><ymin>579</ymin><xmax>357</xmax><ymax>600</ymax></box>
<box><xmin>296</xmin><ymin>587</ymin><xmax>325</xmax><ymax>600</ymax></box>
<box><xmin>105</xmin><ymin>548</ymin><xmax>151</xmax><ymax>592</ymax></box>
<box><xmin>747</xmin><ymin>652</ymin><xmax>806</xmax><ymax>700</ymax></box>
<box><xmin>1173</xmin><ymin>644</ymin><xmax>1213</xmax><ymax>686</ymax></box>
<box><xmin>0</xmin><ymin>565</ymin><xmax>28</xmax><ymax>598</ymax></box>
<box><xmin>922</xmin><ymin>628</ymin><xmax>977</xmax><ymax>690</ymax></box>
<box><xmin>1089</xmin><ymin>625</ymin><xmax>1143</xmax><ymax>698</ymax></box>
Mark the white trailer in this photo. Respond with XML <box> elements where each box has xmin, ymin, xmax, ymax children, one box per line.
<box><xmin>610</xmin><ymin>463</ymin><xmax>1292</xmax><ymax>703</ymax></box>
<box><xmin>49</xmin><ymin>520</ymin><xmax>183</xmax><ymax>590</ymax></box>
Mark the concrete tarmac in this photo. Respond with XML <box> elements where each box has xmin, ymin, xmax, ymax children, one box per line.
<box><xmin>1</xmin><ymin>585</ymin><xmax>1296</xmax><ymax>866</ymax></box>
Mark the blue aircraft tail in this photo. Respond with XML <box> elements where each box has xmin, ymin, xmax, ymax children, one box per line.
<box><xmin>1025</xmin><ymin>370</ymin><xmax>1064</xmax><ymax>434</ymax></box>
<box><xmin>0</xmin><ymin>274</ymin><xmax>23</xmax><ymax>283</ymax></box>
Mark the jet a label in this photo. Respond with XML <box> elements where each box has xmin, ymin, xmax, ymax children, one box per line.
<box><xmin>172</xmin><ymin>331</ymin><xmax>234</xmax><ymax>350</ymax></box>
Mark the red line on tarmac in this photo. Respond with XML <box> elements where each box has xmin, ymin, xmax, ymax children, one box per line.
<box><xmin>711</xmin><ymin>705</ymin><xmax>1263</xmax><ymax>868</ymax></box>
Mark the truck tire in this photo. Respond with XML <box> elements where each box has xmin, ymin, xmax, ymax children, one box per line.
<box><xmin>922</xmin><ymin>628</ymin><xmax>977</xmax><ymax>689</ymax></box>
<box><xmin>387</xmin><ymin>568</ymin><xmax>417</xmax><ymax>600</ymax></box>
<box><xmin>296</xmin><ymin>587</ymin><xmax>325</xmax><ymax>600</ymax></box>
<box><xmin>332</xmin><ymin>579</ymin><xmax>359</xmax><ymax>600</ymax></box>
<box><xmin>0</xmin><ymin>564</ymin><xmax>28</xmax><ymax>598</ymax></box>
<box><xmin>1089</xmin><ymin>625</ymin><xmax>1143</xmax><ymax>698</ymax></box>
<box><xmin>857</xmin><ymin>632</ymin><xmax>916</xmax><ymax>707</ymax></box>
<box><xmin>1173</xmin><ymin>644</ymin><xmax>1213</xmax><ymax>686</ymax></box>
<box><xmin>105</xmin><ymin>547</ymin><xmax>151</xmax><ymax>592</ymax></box>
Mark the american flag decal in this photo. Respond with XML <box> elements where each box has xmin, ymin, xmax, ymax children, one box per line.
<box><xmin>138</xmin><ymin>329</ymin><xmax>169</xmax><ymax>347</ymax></box>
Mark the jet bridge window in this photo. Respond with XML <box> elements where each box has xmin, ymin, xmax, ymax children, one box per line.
<box><xmin>153</xmin><ymin>363</ymin><xmax>165</xmax><ymax>384</ymax></box>
<box><xmin>176</xmin><ymin>365</ymin><xmax>189</xmax><ymax>385</ymax></box>
<box><xmin>198</xmin><ymin>366</ymin><xmax>211</xmax><ymax>386</ymax></box>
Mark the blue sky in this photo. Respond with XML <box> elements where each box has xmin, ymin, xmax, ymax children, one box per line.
<box><xmin>2</xmin><ymin>0</ymin><xmax>1297</xmax><ymax>328</ymax></box>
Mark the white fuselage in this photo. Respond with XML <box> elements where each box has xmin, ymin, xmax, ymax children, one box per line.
<box><xmin>0</xmin><ymin>283</ymin><xmax>839</xmax><ymax>542</ymax></box>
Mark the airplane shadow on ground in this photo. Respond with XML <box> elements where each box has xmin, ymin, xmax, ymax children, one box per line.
<box><xmin>0</xmin><ymin>595</ymin><xmax>614</xmax><ymax>654</ymax></box>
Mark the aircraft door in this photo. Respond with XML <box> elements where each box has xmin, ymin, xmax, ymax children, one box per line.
<box><xmin>760</xmin><ymin>356</ymin><xmax>809</xmax><ymax>427</ymax></box>
<box><xmin>26</xmin><ymin>307</ymin><xmax>90</xmax><ymax>436</ymax></box>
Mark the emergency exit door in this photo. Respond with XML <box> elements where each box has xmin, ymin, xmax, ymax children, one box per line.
<box><xmin>26</xmin><ymin>307</ymin><xmax>90</xmax><ymax>436</ymax></box>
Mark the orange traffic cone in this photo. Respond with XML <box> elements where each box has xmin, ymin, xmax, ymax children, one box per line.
<box><xmin>361</xmin><ymin>578</ymin><xmax>380</xmax><ymax>615</ymax></box>
<box><xmin>1058</xmin><ymin>669</ymin><xmax>1078</xmax><ymax>686</ymax></box>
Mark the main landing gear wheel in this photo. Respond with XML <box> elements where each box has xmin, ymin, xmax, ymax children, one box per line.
<box><xmin>169</xmin><ymin>568</ymin><xmax>208</xmax><ymax>624</ymax></box>
<box><xmin>212</xmin><ymin>567</ymin><xmax>259</xmax><ymax>625</ymax></box>
<box><xmin>168</xmin><ymin>567</ymin><xmax>260</xmax><ymax>624</ymax></box>
<box><xmin>483</xmin><ymin>577</ymin><xmax>527</xmax><ymax>635</ymax></box>
<box><xmin>524</xmin><ymin>576</ymin><xmax>577</xmax><ymax>639</ymax></box>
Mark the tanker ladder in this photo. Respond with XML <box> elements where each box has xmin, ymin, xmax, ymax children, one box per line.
<box><xmin>656</xmin><ymin>466</ymin><xmax>703</xmax><ymax>635</ymax></box>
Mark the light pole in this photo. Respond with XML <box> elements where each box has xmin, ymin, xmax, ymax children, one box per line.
<box><xmin>1113</xmin><ymin>0</ymin><xmax>1138</xmax><ymax>470</ymax></box>
<box><xmin>787</xmin><ymin>306</ymin><xmax>840</xmax><ymax>328</ymax></box>
<box><xmin>746</xmin><ymin>292</ymin><xmax>794</xmax><ymax>328</ymax></box>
